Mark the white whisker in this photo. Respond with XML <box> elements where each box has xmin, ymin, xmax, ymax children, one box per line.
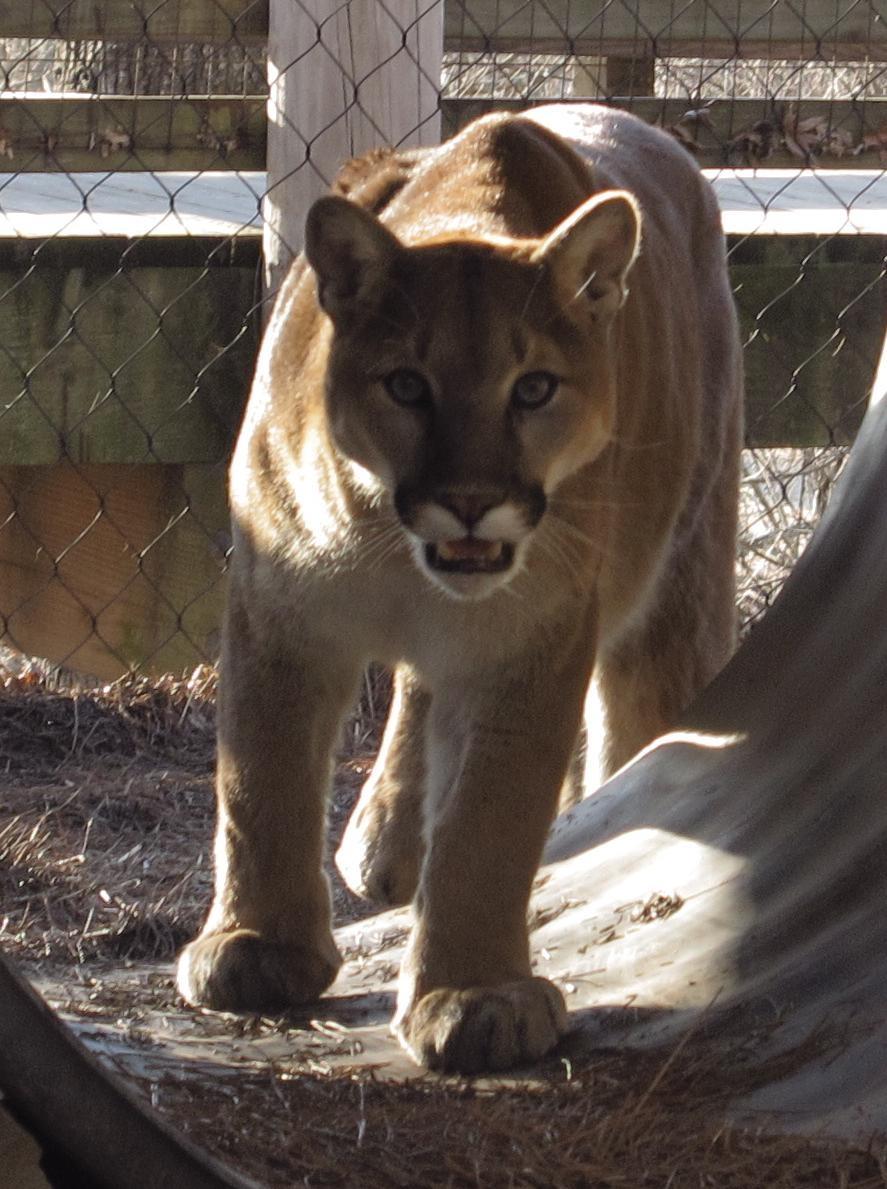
<box><xmin>546</xmin><ymin>512</ymin><xmax>615</xmax><ymax>562</ymax></box>
<box><xmin>532</xmin><ymin>532</ymin><xmax>579</xmax><ymax>586</ymax></box>
<box><xmin>350</xmin><ymin>521</ymin><xmax>407</xmax><ymax>571</ymax></box>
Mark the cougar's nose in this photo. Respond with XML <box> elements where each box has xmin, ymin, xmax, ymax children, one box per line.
<box><xmin>437</xmin><ymin>491</ymin><xmax>501</xmax><ymax>532</ymax></box>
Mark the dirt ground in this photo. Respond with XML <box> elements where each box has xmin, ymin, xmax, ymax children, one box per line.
<box><xmin>2</xmin><ymin>662</ymin><xmax>886</xmax><ymax>1188</ymax></box>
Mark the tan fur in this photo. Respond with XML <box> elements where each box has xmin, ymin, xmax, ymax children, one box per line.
<box><xmin>176</xmin><ymin>104</ymin><xmax>742</xmax><ymax>1074</ymax></box>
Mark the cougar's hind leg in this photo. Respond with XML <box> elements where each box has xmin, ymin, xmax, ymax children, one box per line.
<box><xmin>594</xmin><ymin>454</ymin><xmax>739</xmax><ymax>782</ymax></box>
<box><xmin>336</xmin><ymin>664</ymin><xmax>429</xmax><ymax>906</ymax></box>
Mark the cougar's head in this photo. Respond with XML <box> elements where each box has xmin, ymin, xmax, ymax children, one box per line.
<box><xmin>305</xmin><ymin>189</ymin><xmax>640</xmax><ymax>600</ymax></box>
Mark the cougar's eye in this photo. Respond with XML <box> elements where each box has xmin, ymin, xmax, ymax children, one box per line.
<box><xmin>511</xmin><ymin>371</ymin><xmax>559</xmax><ymax>410</ymax></box>
<box><xmin>383</xmin><ymin>369</ymin><xmax>431</xmax><ymax>407</ymax></box>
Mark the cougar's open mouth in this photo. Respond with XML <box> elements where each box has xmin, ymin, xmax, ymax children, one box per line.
<box><xmin>425</xmin><ymin>538</ymin><xmax>515</xmax><ymax>574</ymax></box>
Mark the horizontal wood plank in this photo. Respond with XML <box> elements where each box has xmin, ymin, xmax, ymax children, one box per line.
<box><xmin>0</xmin><ymin>0</ymin><xmax>268</xmax><ymax>44</ymax></box>
<box><xmin>0</xmin><ymin>245</ymin><xmax>879</xmax><ymax>462</ymax></box>
<box><xmin>0</xmin><ymin>257</ymin><xmax>258</xmax><ymax>465</ymax></box>
<box><xmin>0</xmin><ymin>96</ymin><xmax>267</xmax><ymax>172</ymax></box>
<box><xmin>5</xmin><ymin>164</ymin><xmax>885</xmax><ymax>241</ymax></box>
<box><xmin>0</xmin><ymin>460</ymin><xmax>229</xmax><ymax>677</ymax></box>
<box><xmin>0</xmin><ymin>172</ymin><xmax>265</xmax><ymax>239</ymax></box>
<box><xmin>444</xmin><ymin>0</ymin><xmax>887</xmax><ymax>59</ymax></box>
<box><xmin>3</xmin><ymin>95</ymin><xmax>884</xmax><ymax>174</ymax></box>
<box><xmin>732</xmin><ymin>254</ymin><xmax>884</xmax><ymax>447</ymax></box>
<box><xmin>3</xmin><ymin>0</ymin><xmax>884</xmax><ymax>59</ymax></box>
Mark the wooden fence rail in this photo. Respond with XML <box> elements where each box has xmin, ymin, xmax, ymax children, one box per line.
<box><xmin>1</xmin><ymin>95</ymin><xmax>886</xmax><ymax>173</ymax></box>
<box><xmin>2</xmin><ymin>0</ymin><xmax>885</xmax><ymax>57</ymax></box>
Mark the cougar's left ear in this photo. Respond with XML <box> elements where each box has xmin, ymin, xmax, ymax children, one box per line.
<box><xmin>305</xmin><ymin>194</ymin><xmax>402</xmax><ymax>323</ymax></box>
<box><xmin>531</xmin><ymin>190</ymin><xmax>641</xmax><ymax>320</ymax></box>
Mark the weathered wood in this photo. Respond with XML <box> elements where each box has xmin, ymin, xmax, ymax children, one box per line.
<box><xmin>442</xmin><ymin>97</ymin><xmax>887</xmax><ymax>169</ymax></box>
<box><xmin>6</xmin><ymin>0</ymin><xmax>882</xmax><ymax>58</ymax></box>
<box><xmin>0</xmin><ymin>241</ymin><xmax>259</xmax><ymax>465</ymax></box>
<box><xmin>6</xmin><ymin>165</ymin><xmax>884</xmax><ymax>241</ymax></box>
<box><xmin>730</xmin><ymin>243</ymin><xmax>885</xmax><ymax>447</ymax></box>
<box><xmin>264</xmin><ymin>0</ymin><xmax>442</xmax><ymax>294</ymax></box>
<box><xmin>0</xmin><ymin>236</ymin><xmax>880</xmax><ymax>465</ymax></box>
<box><xmin>570</xmin><ymin>58</ymin><xmax>606</xmax><ymax>98</ymax></box>
<box><xmin>0</xmin><ymin>172</ymin><xmax>265</xmax><ymax>239</ymax></box>
<box><xmin>604</xmin><ymin>56</ymin><xmax>655</xmax><ymax>97</ymax></box>
<box><xmin>0</xmin><ymin>461</ymin><xmax>230</xmax><ymax>678</ymax></box>
<box><xmin>0</xmin><ymin>953</ymin><xmax>256</xmax><ymax>1188</ymax></box>
<box><xmin>0</xmin><ymin>96</ymin><xmax>266</xmax><ymax>173</ymax></box>
<box><xmin>443</xmin><ymin>0</ymin><xmax>887</xmax><ymax>59</ymax></box>
<box><xmin>0</xmin><ymin>0</ymin><xmax>268</xmax><ymax>44</ymax></box>
<box><xmin>5</xmin><ymin>94</ymin><xmax>882</xmax><ymax>175</ymax></box>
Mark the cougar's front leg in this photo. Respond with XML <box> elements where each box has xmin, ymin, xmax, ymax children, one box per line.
<box><xmin>177</xmin><ymin>585</ymin><xmax>361</xmax><ymax>1014</ymax></box>
<box><xmin>336</xmin><ymin>665</ymin><xmax>429</xmax><ymax>906</ymax></box>
<box><xmin>394</xmin><ymin>616</ymin><xmax>596</xmax><ymax>1073</ymax></box>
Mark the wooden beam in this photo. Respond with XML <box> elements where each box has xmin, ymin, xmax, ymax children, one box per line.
<box><xmin>0</xmin><ymin>0</ymin><xmax>268</xmax><ymax>44</ymax></box>
<box><xmin>442</xmin><ymin>97</ymin><xmax>887</xmax><ymax>170</ymax></box>
<box><xmin>443</xmin><ymin>0</ymin><xmax>887</xmax><ymax>59</ymax></box>
<box><xmin>604</xmin><ymin>56</ymin><xmax>655</xmax><ymax>97</ymax></box>
<box><xmin>0</xmin><ymin>460</ymin><xmax>229</xmax><ymax>678</ymax></box>
<box><xmin>4</xmin><ymin>0</ymin><xmax>883</xmax><ymax>59</ymax></box>
<box><xmin>4</xmin><ymin>95</ymin><xmax>882</xmax><ymax>176</ymax></box>
<box><xmin>729</xmin><ymin>240</ymin><xmax>885</xmax><ymax>448</ymax></box>
<box><xmin>445</xmin><ymin>35</ymin><xmax>887</xmax><ymax>60</ymax></box>
<box><xmin>1</xmin><ymin>233</ymin><xmax>879</xmax><ymax>464</ymax></box>
<box><xmin>264</xmin><ymin>0</ymin><xmax>442</xmax><ymax>294</ymax></box>
<box><xmin>0</xmin><ymin>96</ymin><xmax>266</xmax><ymax>173</ymax></box>
<box><xmin>8</xmin><ymin>0</ymin><xmax>887</xmax><ymax>58</ymax></box>
<box><xmin>0</xmin><ymin>247</ymin><xmax>259</xmax><ymax>466</ymax></box>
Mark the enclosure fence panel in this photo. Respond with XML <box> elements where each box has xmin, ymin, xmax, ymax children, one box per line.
<box><xmin>0</xmin><ymin>0</ymin><xmax>884</xmax><ymax>678</ymax></box>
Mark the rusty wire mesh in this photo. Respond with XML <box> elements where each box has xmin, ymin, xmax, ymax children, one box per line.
<box><xmin>0</xmin><ymin>1</ymin><xmax>884</xmax><ymax>681</ymax></box>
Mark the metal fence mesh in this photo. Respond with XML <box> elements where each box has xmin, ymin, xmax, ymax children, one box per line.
<box><xmin>0</xmin><ymin>0</ymin><xmax>884</xmax><ymax>680</ymax></box>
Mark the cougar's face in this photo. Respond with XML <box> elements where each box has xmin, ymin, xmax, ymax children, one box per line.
<box><xmin>322</xmin><ymin>246</ymin><xmax>612</xmax><ymax>599</ymax></box>
<box><xmin>305</xmin><ymin>194</ymin><xmax>640</xmax><ymax>600</ymax></box>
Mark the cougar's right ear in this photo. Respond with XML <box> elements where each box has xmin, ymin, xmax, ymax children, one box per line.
<box><xmin>305</xmin><ymin>195</ymin><xmax>401</xmax><ymax>322</ymax></box>
<box><xmin>531</xmin><ymin>190</ymin><xmax>641</xmax><ymax>321</ymax></box>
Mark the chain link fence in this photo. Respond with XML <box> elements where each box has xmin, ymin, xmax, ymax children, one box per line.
<box><xmin>0</xmin><ymin>0</ymin><xmax>884</xmax><ymax>680</ymax></box>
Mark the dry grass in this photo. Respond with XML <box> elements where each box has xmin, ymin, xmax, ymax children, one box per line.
<box><xmin>3</xmin><ymin>661</ymin><xmax>887</xmax><ymax>1188</ymax></box>
<box><xmin>0</xmin><ymin>665</ymin><xmax>217</xmax><ymax>969</ymax></box>
<box><xmin>0</xmin><ymin>662</ymin><xmax>378</xmax><ymax>972</ymax></box>
<box><xmin>143</xmin><ymin>1054</ymin><xmax>887</xmax><ymax>1188</ymax></box>
<box><xmin>736</xmin><ymin>447</ymin><xmax>849</xmax><ymax>630</ymax></box>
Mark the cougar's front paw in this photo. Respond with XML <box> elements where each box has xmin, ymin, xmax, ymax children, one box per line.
<box><xmin>176</xmin><ymin>928</ymin><xmax>342</xmax><ymax>1013</ymax></box>
<box><xmin>336</xmin><ymin>795</ymin><xmax>422</xmax><ymax>907</ymax></box>
<box><xmin>394</xmin><ymin>977</ymin><xmax>568</xmax><ymax>1074</ymax></box>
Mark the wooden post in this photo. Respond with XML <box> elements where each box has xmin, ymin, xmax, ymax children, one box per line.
<box><xmin>572</xmin><ymin>54</ymin><xmax>655</xmax><ymax>100</ymax></box>
<box><xmin>605</xmin><ymin>56</ymin><xmax>656</xmax><ymax>96</ymax></box>
<box><xmin>264</xmin><ymin>0</ymin><xmax>443</xmax><ymax>299</ymax></box>
<box><xmin>571</xmin><ymin>57</ymin><xmax>606</xmax><ymax>97</ymax></box>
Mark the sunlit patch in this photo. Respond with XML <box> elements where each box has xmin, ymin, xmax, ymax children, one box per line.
<box><xmin>277</xmin><ymin>426</ymin><xmax>349</xmax><ymax>548</ymax></box>
<box><xmin>635</xmin><ymin>729</ymin><xmax>748</xmax><ymax>759</ymax></box>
